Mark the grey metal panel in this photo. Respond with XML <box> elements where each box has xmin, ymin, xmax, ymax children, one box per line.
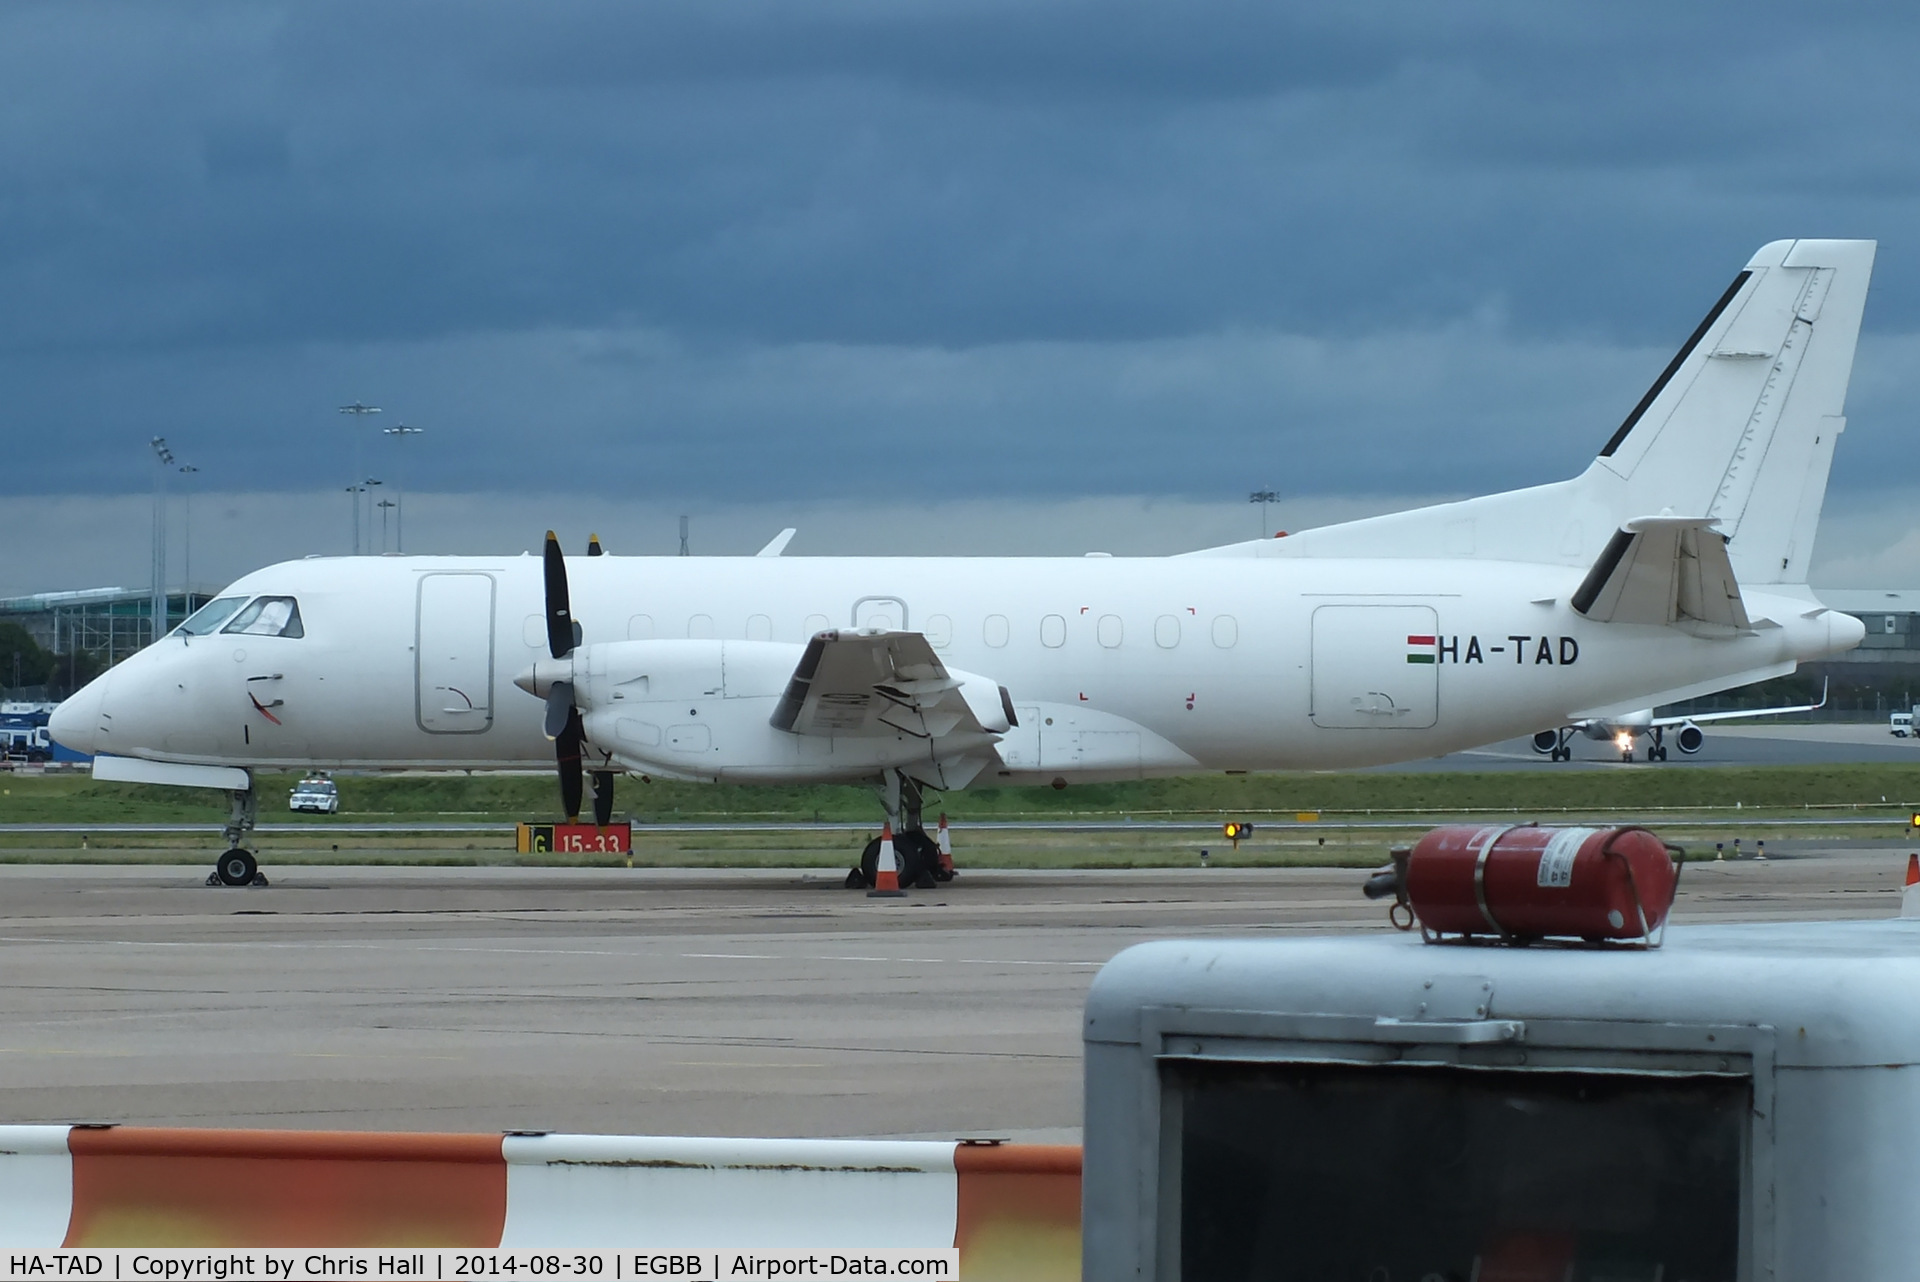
<box><xmin>1082</xmin><ymin>921</ymin><xmax>1920</xmax><ymax>1281</ymax></box>
<box><xmin>1085</xmin><ymin>923</ymin><xmax>1920</xmax><ymax>1068</ymax></box>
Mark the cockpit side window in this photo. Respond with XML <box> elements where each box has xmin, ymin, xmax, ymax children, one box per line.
<box><xmin>222</xmin><ymin>596</ymin><xmax>305</xmax><ymax>638</ymax></box>
<box><xmin>176</xmin><ymin>596</ymin><xmax>249</xmax><ymax>636</ymax></box>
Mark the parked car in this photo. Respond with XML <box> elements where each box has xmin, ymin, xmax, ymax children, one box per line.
<box><xmin>289</xmin><ymin>776</ymin><xmax>340</xmax><ymax>813</ymax></box>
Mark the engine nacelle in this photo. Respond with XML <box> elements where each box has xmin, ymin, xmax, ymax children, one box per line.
<box><xmin>556</xmin><ymin>639</ymin><xmax>1003</xmax><ymax>784</ymax></box>
<box><xmin>1675</xmin><ymin>722</ymin><xmax>1705</xmax><ymax>754</ymax></box>
<box><xmin>1531</xmin><ymin>730</ymin><xmax>1560</xmax><ymax>755</ymax></box>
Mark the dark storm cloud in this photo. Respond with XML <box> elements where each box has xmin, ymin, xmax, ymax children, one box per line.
<box><xmin>3</xmin><ymin>0</ymin><xmax>1920</xmax><ymax>507</ymax></box>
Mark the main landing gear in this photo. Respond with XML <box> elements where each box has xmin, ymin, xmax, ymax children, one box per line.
<box><xmin>206</xmin><ymin>784</ymin><xmax>269</xmax><ymax>888</ymax></box>
<box><xmin>845</xmin><ymin>770</ymin><xmax>953</xmax><ymax>892</ymax></box>
<box><xmin>1544</xmin><ymin>728</ymin><xmax>1574</xmax><ymax>762</ymax></box>
<box><xmin>1647</xmin><ymin>726</ymin><xmax>1669</xmax><ymax>763</ymax></box>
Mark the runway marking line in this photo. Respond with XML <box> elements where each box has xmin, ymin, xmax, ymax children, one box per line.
<box><xmin>0</xmin><ymin>936</ymin><xmax>1110</xmax><ymax>967</ymax></box>
<box><xmin>669</xmin><ymin>1061</ymin><xmax>830</xmax><ymax>1069</ymax></box>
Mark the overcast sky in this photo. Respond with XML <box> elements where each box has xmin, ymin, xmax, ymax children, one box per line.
<box><xmin>5</xmin><ymin>1</ymin><xmax>1919</xmax><ymax>592</ymax></box>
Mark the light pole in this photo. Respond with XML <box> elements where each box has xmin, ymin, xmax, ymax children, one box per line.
<box><xmin>363</xmin><ymin>479</ymin><xmax>383</xmax><ymax>551</ymax></box>
<box><xmin>377</xmin><ymin>498</ymin><xmax>397</xmax><ymax>551</ymax></box>
<box><xmin>150</xmin><ymin>437</ymin><xmax>175</xmax><ymax>644</ymax></box>
<box><xmin>177</xmin><ymin>463</ymin><xmax>199</xmax><ymax>607</ymax></box>
<box><xmin>338</xmin><ymin>402</ymin><xmax>382</xmax><ymax>553</ymax></box>
<box><xmin>1249</xmin><ymin>488</ymin><xmax>1278</xmax><ymax>539</ymax></box>
<box><xmin>382</xmin><ymin>423</ymin><xmax>425</xmax><ymax>552</ymax></box>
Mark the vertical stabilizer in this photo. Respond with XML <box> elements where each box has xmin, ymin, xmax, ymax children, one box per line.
<box><xmin>1195</xmin><ymin>239</ymin><xmax>1875</xmax><ymax>583</ymax></box>
<box><xmin>1594</xmin><ymin>239</ymin><xmax>1873</xmax><ymax>583</ymax></box>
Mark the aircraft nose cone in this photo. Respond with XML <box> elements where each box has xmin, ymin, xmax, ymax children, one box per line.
<box><xmin>49</xmin><ymin>675</ymin><xmax>109</xmax><ymax>756</ymax></box>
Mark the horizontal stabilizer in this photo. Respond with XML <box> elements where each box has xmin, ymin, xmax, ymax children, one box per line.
<box><xmin>1570</xmin><ymin>516</ymin><xmax>1750</xmax><ymax>631</ymax></box>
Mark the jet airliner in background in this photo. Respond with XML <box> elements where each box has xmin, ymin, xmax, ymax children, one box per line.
<box><xmin>1533</xmin><ymin>678</ymin><xmax>1829</xmax><ymax>762</ymax></box>
<box><xmin>51</xmin><ymin>239</ymin><xmax>1875</xmax><ymax>885</ymax></box>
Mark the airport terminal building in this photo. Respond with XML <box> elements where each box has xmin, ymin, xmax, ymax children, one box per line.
<box><xmin>0</xmin><ymin>586</ymin><xmax>212</xmax><ymax>674</ymax></box>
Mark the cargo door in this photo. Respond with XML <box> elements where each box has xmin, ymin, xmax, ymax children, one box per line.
<box><xmin>416</xmin><ymin>573</ymin><xmax>497</xmax><ymax>734</ymax></box>
<box><xmin>1310</xmin><ymin>605</ymin><xmax>1438</xmax><ymax>729</ymax></box>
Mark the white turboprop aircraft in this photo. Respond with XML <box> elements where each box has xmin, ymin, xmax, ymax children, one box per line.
<box><xmin>1531</xmin><ymin>678</ymin><xmax>1829</xmax><ymax>762</ymax></box>
<box><xmin>52</xmin><ymin>238</ymin><xmax>1873</xmax><ymax>886</ymax></box>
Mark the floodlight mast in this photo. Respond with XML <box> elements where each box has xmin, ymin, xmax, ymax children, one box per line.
<box><xmin>177</xmin><ymin>463</ymin><xmax>199</xmax><ymax>610</ymax></box>
<box><xmin>1249</xmin><ymin>488</ymin><xmax>1278</xmax><ymax>539</ymax></box>
<box><xmin>382</xmin><ymin>423</ymin><xmax>425</xmax><ymax>552</ymax></box>
<box><xmin>149</xmin><ymin>437</ymin><xmax>175</xmax><ymax>644</ymax></box>
<box><xmin>338</xmin><ymin>402</ymin><xmax>381</xmax><ymax>554</ymax></box>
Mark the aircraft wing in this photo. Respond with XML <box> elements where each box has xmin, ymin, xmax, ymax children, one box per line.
<box><xmin>768</xmin><ymin>629</ymin><xmax>1014</xmax><ymax>741</ymax></box>
<box><xmin>1570</xmin><ymin>516</ymin><xmax>1751</xmax><ymax>631</ymax></box>
<box><xmin>1649</xmin><ymin>677</ymin><xmax>1829</xmax><ymax>727</ymax></box>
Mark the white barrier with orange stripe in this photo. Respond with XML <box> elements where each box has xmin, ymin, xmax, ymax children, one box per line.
<box><xmin>0</xmin><ymin>1126</ymin><xmax>72</xmax><ymax>1244</ymax></box>
<box><xmin>499</xmin><ymin>1135</ymin><xmax>959</xmax><ymax>1247</ymax></box>
<box><xmin>0</xmin><ymin>1127</ymin><xmax>1080</xmax><ymax>1279</ymax></box>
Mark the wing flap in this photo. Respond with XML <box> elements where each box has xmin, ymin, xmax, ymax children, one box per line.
<box><xmin>771</xmin><ymin>629</ymin><xmax>1011</xmax><ymax>741</ymax></box>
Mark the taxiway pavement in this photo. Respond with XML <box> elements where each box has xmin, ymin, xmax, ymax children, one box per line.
<box><xmin>0</xmin><ymin>853</ymin><xmax>1907</xmax><ymax>1140</ymax></box>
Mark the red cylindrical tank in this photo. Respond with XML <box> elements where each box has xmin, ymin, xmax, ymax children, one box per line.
<box><xmin>1404</xmin><ymin>824</ymin><xmax>1680</xmax><ymax>942</ymax></box>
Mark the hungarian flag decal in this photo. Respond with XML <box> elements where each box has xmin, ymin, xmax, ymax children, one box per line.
<box><xmin>1406</xmin><ymin>635</ymin><xmax>1437</xmax><ymax>664</ymax></box>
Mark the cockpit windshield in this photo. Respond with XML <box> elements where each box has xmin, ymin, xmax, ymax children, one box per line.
<box><xmin>221</xmin><ymin>596</ymin><xmax>306</xmax><ymax>639</ymax></box>
<box><xmin>175</xmin><ymin>596</ymin><xmax>249</xmax><ymax>636</ymax></box>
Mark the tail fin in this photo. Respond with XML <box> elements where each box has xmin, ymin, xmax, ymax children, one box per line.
<box><xmin>1597</xmin><ymin>239</ymin><xmax>1874</xmax><ymax>583</ymax></box>
<box><xmin>1202</xmin><ymin>239</ymin><xmax>1875</xmax><ymax>583</ymax></box>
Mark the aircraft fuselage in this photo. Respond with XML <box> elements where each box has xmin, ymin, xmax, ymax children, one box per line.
<box><xmin>54</xmin><ymin>552</ymin><xmax>1859</xmax><ymax>784</ymax></box>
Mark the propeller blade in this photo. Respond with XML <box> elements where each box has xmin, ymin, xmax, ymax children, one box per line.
<box><xmin>543</xmin><ymin>681</ymin><xmax>575</xmax><ymax>739</ymax></box>
<box><xmin>591</xmin><ymin>770</ymin><xmax>615</xmax><ymax>826</ymax></box>
<box><xmin>543</xmin><ymin>530</ymin><xmax>574</xmax><ymax>659</ymax></box>
<box><xmin>587</xmin><ymin>534</ymin><xmax>604</xmax><ymax>557</ymax></box>
<box><xmin>556</xmin><ymin>706</ymin><xmax>585</xmax><ymax>822</ymax></box>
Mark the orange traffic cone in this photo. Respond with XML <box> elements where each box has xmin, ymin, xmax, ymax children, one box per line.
<box><xmin>1902</xmin><ymin>854</ymin><xmax>1920</xmax><ymax>919</ymax></box>
<box><xmin>936</xmin><ymin>813</ymin><xmax>954</xmax><ymax>878</ymax></box>
<box><xmin>868</xmin><ymin>823</ymin><xmax>907</xmax><ymax>898</ymax></box>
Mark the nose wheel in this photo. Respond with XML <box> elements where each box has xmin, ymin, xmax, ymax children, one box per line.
<box><xmin>208</xmin><ymin>848</ymin><xmax>267</xmax><ymax>887</ymax></box>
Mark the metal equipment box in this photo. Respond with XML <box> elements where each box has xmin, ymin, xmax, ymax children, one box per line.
<box><xmin>1083</xmin><ymin>921</ymin><xmax>1920</xmax><ymax>1281</ymax></box>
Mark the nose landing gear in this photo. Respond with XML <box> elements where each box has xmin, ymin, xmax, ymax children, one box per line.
<box><xmin>206</xmin><ymin>784</ymin><xmax>269</xmax><ymax>887</ymax></box>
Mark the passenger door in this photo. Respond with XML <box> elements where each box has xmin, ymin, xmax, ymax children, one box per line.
<box><xmin>416</xmin><ymin>573</ymin><xmax>496</xmax><ymax>734</ymax></box>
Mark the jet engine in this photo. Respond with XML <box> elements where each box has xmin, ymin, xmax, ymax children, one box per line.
<box><xmin>1675</xmin><ymin>722</ymin><xmax>1705</xmax><ymax>754</ymax></box>
<box><xmin>1531</xmin><ymin>730</ymin><xmax>1560</xmax><ymax>755</ymax></box>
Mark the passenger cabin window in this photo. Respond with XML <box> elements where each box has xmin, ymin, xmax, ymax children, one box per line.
<box><xmin>805</xmin><ymin>614</ymin><xmax>831</xmax><ymax>637</ymax></box>
<box><xmin>924</xmin><ymin>614</ymin><xmax>954</xmax><ymax>649</ymax></box>
<box><xmin>1041</xmin><ymin>614</ymin><xmax>1067</xmax><ymax>648</ymax></box>
<box><xmin>1097</xmin><ymin>614</ymin><xmax>1123</xmax><ymax>648</ymax></box>
<box><xmin>1211</xmin><ymin>615</ymin><xmax>1238</xmax><ymax>648</ymax></box>
<box><xmin>983</xmin><ymin>615</ymin><xmax>1010</xmax><ymax>648</ymax></box>
<box><xmin>177</xmin><ymin>596</ymin><xmax>248</xmax><ymax>636</ymax></box>
<box><xmin>1155</xmin><ymin>614</ymin><xmax>1181</xmax><ymax>649</ymax></box>
<box><xmin>223</xmin><ymin>596</ymin><xmax>304</xmax><ymax>638</ymax></box>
